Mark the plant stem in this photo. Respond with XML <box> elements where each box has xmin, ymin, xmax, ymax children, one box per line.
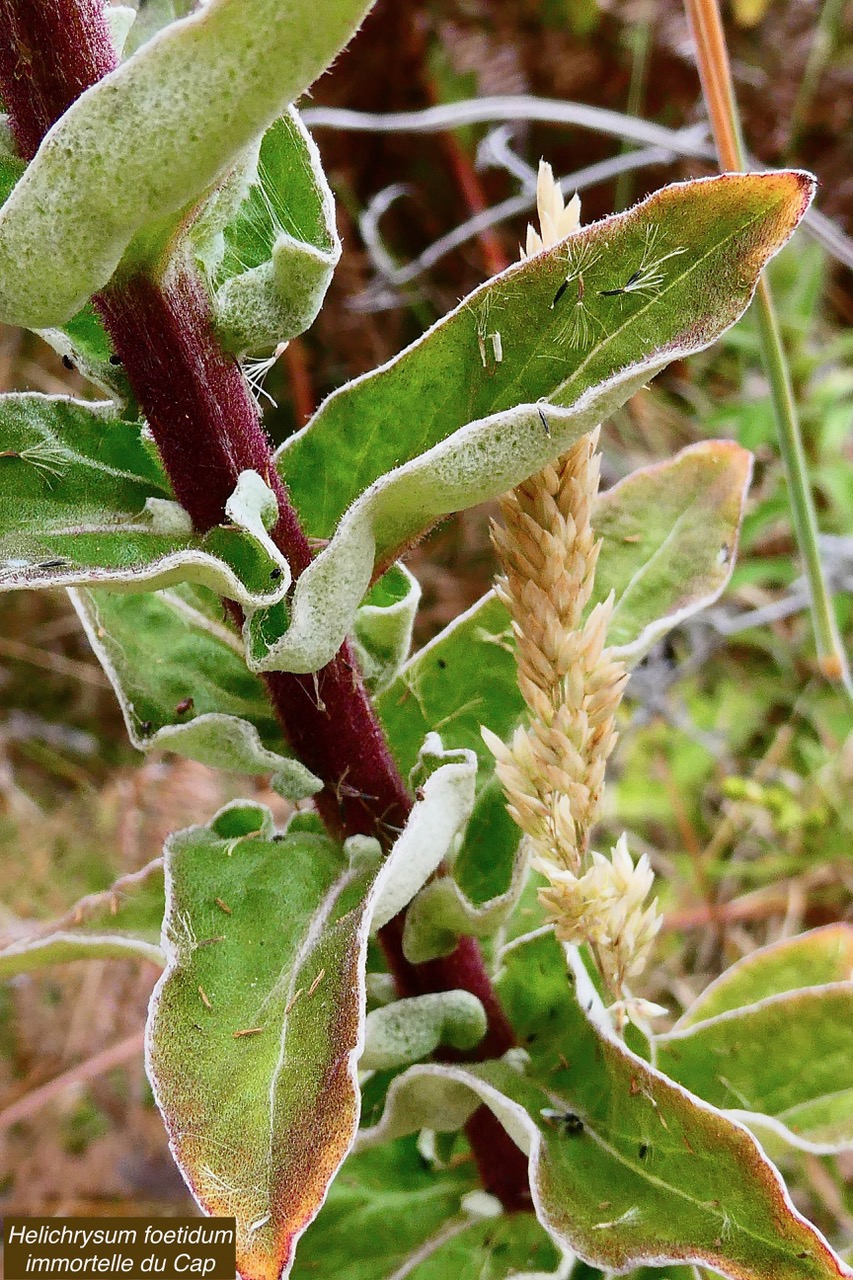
<box><xmin>683</xmin><ymin>0</ymin><xmax>851</xmax><ymax>696</ymax></box>
<box><xmin>95</xmin><ymin>266</ymin><xmax>411</xmax><ymax>840</ymax></box>
<box><xmin>0</xmin><ymin>0</ymin><xmax>117</xmax><ymax>162</ymax></box>
<box><xmin>787</xmin><ymin>0</ymin><xmax>846</xmax><ymax>155</ymax></box>
<box><xmin>0</xmin><ymin>0</ymin><xmax>527</xmax><ymax>1209</ymax></box>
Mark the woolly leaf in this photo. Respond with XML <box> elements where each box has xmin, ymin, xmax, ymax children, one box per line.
<box><xmin>200</xmin><ymin>108</ymin><xmax>341</xmax><ymax>354</ymax></box>
<box><xmin>592</xmin><ymin>439</ymin><xmax>753</xmax><ymax>661</ymax></box>
<box><xmin>368</xmin><ymin>737</ymin><xmax>477</xmax><ymax>932</ymax></box>
<box><xmin>0</xmin><ymin>859</ymin><xmax>165</xmax><ymax>976</ymax></box>
<box><xmin>107</xmin><ymin>6</ymin><xmax>137</xmax><ymax>59</ymax></box>
<box><xmin>0</xmin><ymin>0</ymin><xmax>376</xmax><ymax>327</ymax></box>
<box><xmin>0</xmin><ymin>396</ymin><xmax>293</xmax><ymax>608</ymax></box>
<box><xmin>361</xmin><ymin>931</ymin><xmax>850</xmax><ymax>1280</ymax></box>
<box><xmin>1</xmin><ymin>134</ymin><xmax>127</xmax><ymax>399</ymax></box>
<box><xmin>674</xmin><ymin>925</ymin><xmax>853</xmax><ymax>1029</ymax></box>
<box><xmin>70</xmin><ymin>585</ymin><xmax>320</xmax><ymax>800</ymax></box>
<box><xmin>149</xmin><ymin>803</ymin><xmax>368</xmax><ymax>1280</ymax></box>
<box><xmin>361</xmin><ymin>991</ymin><xmax>487</xmax><ymax>1071</ymax></box>
<box><xmin>148</xmin><ymin>752</ymin><xmax>478</xmax><ymax>1280</ymax></box>
<box><xmin>250</xmin><ymin>173</ymin><xmax>811</xmax><ymax>675</ymax></box>
<box><xmin>658</xmin><ymin>982</ymin><xmax>853</xmax><ymax>1154</ymax></box>
<box><xmin>68</xmin><ymin>561</ymin><xmax>417</xmax><ymax>793</ymax></box>
<box><xmin>351</xmin><ymin>564</ymin><xmax>420</xmax><ymax>694</ymax></box>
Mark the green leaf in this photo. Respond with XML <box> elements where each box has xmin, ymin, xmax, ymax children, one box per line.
<box><xmin>107</xmin><ymin>5</ymin><xmax>137</xmax><ymax>59</ymax></box>
<box><xmin>352</xmin><ymin>564</ymin><xmax>421</xmax><ymax>694</ymax></box>
<box><xmin>0</xmin><ymin>859</ymin><xmax>164</xmax><ymax>977</ymax></box>
<box><xmin>149</xmin><ymin>803</ymin><xmax>366</xmax><ymax>1280</ymax></box>
<box><xmin>290</xmin><ymin>1139</ymin><xmax>476</xmax><ymax>1280</ymax></box>
<box><xmin>362</xmin><ymin>932</ymin><xmax>849</xmax><ymax>1280</ymax></box>
<box><xmin>0</xmin><ymin>0</ymin><xmax>377</xmax><ymax>327</ymax></box>
<box><xmin>124</xmin><ymin>0</ymin><xmax>196</xmax><ymax>56</ymax></box>
<box><xmin>378</xmin><ymin>593</ymin><xmax>517</xmax><ymax>781</ymax></box>
<box><xmin>395</xmin><ymin>1215</ymin><xmax>563</xmax><ymax>1280</ymax></box>
<box><xmin>0</xmin><ymin>396</ymin><xmax>293</xmax><ymax>609</ymax></box>
<box><xmin>361</xmin><ymin>991</ymin><xmax>487</xmax><ymax>1071</ymax></box>
<box><xmin>658</xmin><ymin>980</ymin><xmax>853</xmax><ymax>1154</ymax></box>
<box><xmin>592</xmin><ymin>439</ymin><xmax>753</xmax><ymax>662</ymax></box>
<box><xmin>38</xmin><ymin>303</ymin><xmax>131</xmax><ymax>401</ymax></box>
<box><xmin>249</xmin><ymin>173</ymin><xmax>811</xmax><ymax>675</ymax></box>
<box><xmin>616</xmin><ymin>1271</ymin><xmax>694</xmax><ymax>1280</ymax></box>
<box><xmin>68</xmin><ymin>561</ymin><xmax>418</xmax><ymax>792</ymax></box>
<box><xmin>674</xmin><ymin>925</ymin><xmax>853</xmax><ymax>1029</ymax></box>
<box><xmin>573</xmin><ymin>1270</ymin><xmax>693</xmax><ymax>1280</ymax></box>
<box><xmin>198</xmin><ymin>108</ymin><xmax>340</xmax><ymax>355</ymax></box>
<box><xmin>290</xmin><ymin>1139</ymin><xmax>562</xmax><ymax>1280</ymax></box>
<box><xmin>70</xmin><ymin>585</ymin><xmax>321</xmax><ymax>800</ymax></box>
<box><xmin>0</xmin><ymin>148</ymin><xmax>25</xmax><ymax>206</ymax></box>
<box><xmin>148</xmin><ymin>753</ymin><xmax>478</xmax><ymax>1280</ymax></box>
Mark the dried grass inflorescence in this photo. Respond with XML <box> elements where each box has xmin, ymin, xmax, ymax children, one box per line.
<box><xmin>484</xmin><ymin>162</ymin><xmax>662</xmax><ymax>1019</ymax></box>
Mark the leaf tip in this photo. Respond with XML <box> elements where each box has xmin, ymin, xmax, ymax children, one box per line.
<box><xmin>741</xmin><ymin>166</ymin><xmax>816</xmax><ymax>249</ymax></box>
<box><xmin>762</xmin><ymin>166</ymin><xmax>817</xmax><ymax>235</ymax></box>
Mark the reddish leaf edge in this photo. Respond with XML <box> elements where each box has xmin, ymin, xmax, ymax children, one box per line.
<box><xmin>359</xmin><ymin>941</ymin><xmax>852</xmax><ymax>1280</ymax></box>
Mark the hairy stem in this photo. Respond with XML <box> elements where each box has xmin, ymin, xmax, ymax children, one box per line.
<box><xmin>95</xmin><ymin>266</ymin><xmax>412</xmax><ymax>840</ymax></box>
<box><xmin>0</xmin><ymin>0</ymin><xmax>117</xmax><ymax>162</ymax></box>
<box><xmin>0</xmin><ymin>0</ymin><xmax>526</xmax><ymax>1209</ymax></box>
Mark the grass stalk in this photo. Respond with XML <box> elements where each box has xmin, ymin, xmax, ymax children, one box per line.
<box><xmin>684</xmin><ymin>0</ymin><xmax>851</xmax><ymax>696</ymax></box>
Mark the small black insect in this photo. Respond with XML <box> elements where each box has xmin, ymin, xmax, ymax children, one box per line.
<box><xmin>38</xmin><ymin>559</ymin><xmax>69</xmax><ymax>570</ymax></box>
<box><xmin>140</xmin><ymin>720</ymin><xmax>154</xmax><ymax>735</ymax></box>
<box><xmin>270</xmin><ymin>566</ymin><xmax>283</xmax><ymax>580</ymax></box>
<box><xmin>638</xmin><ymin>1143</ymin><xmax>651</xmax><ymax>1160</ymax></box>
<box><xmin>62</xmin><ymin>354</ymin><xmax>75</xmax><ymax>371</ymax></box>
<box><xmin>437</xmin><ymin>658</ymin><xmax>447</xmax><ymax>670</ymax></box>
<box><xmin>538</xmin><ymin>406</ymin><xmax>551</xmax><ymax>438</ymax></box>
<box><xmin>109</xmin><ymin>354</ymin><xmax>123</xmax><ymax>366</ymax></box>
<box><xmin>541</xmin><ymin>1108</ymin><xmax>584</xmax><ymax>1136</ymax></box>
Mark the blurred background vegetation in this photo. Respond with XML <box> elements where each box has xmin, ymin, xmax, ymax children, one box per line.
<box><xmin>1</xmin><ymin>0</ymin><xmax>851</xmax><ymax>1244</ymax></box>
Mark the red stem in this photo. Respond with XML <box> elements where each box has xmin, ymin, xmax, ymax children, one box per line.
<box><xmin>96</xmin><ymin>267</ymin><xmax>412</xmax><ymax>839</ymax></box>
<box><xmin>422</xmin><ymin>72</ymin><xmax>510</xmax><ymax>279</ymax></box>
<box><xmin>0</xmin><ymin>0</ymin><xmax>117</xmax><ymax>162</ymax></box>
<box><xmin>0</xmin><ymin>0</ymin><xmax>527</xmax><ymax>1211</ymax></box>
